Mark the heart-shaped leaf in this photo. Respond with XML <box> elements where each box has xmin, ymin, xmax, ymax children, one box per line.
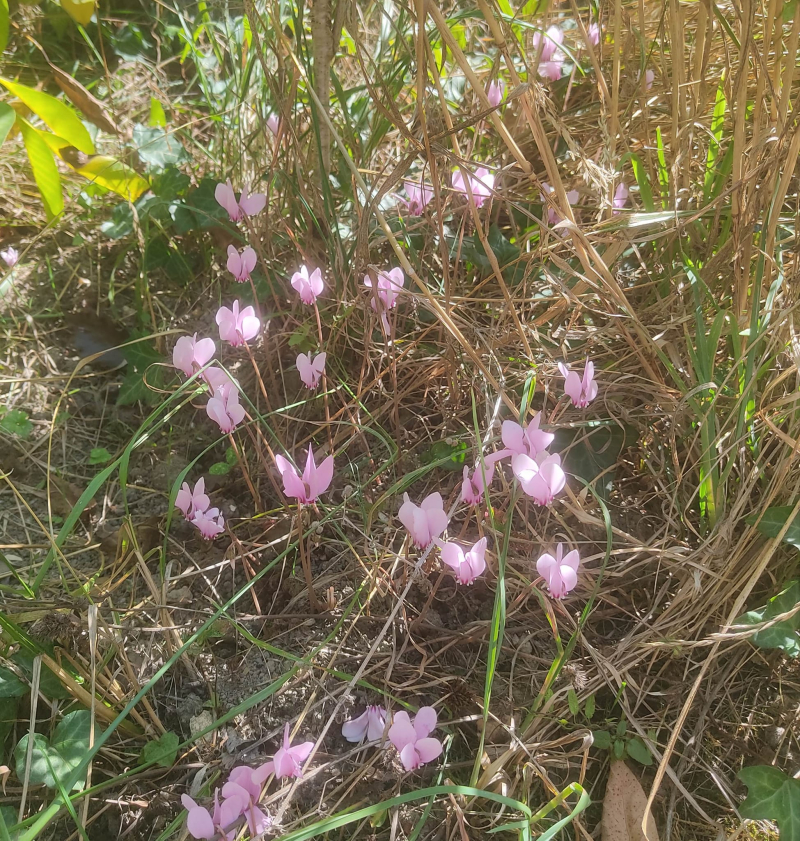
<box><xmin>746</xmin><ymin>506</ymin><xmax>800</xmax><ymax>548</ymax></box>
<box><xmin>1</xmin><ymin>409</ymin><xmax>32</xmax><ymax>438</ymax></box>
<box><xmin>0</xmin><ymin>666</ymin><xmax>27</xmax><ymax>698</ymax></box>
<box><xmin>14</xmin><ymin>710</ymin><xmax>96</xmax><ymax>790</ymax></box>
<box><xmin>601</xmin><ymin>760</ymin><xmax>660</xmax><ymax>840</ymax></box>
<box><xmin>735</xmin><ymin>580</ymin><xmax>800</xmax><ymax>657</ymax></box>
<box><xmin>140</xmin><ymin>731</ymin><xmax>179</xmax><ymax>768</ymax></box>
<box><xmin>740</xmin><ymin>765</ymin><xmax>800</xmax><ymax>841</ymax></box>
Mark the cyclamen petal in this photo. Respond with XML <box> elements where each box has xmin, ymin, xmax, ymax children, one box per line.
<box><xmin>173</xmin><ymin>334</ymin><xmax>216</xmax><ymax>378</ymax></box>
<box><xmin>206</xmin><ymin>385</ymin><xmax>246</xmax><ymax>434</ymax></box>
<box><xmin>216</xmin><ymin>300</ymin><xmax>260</xmax><ymax>346</ymax></box>
<box><xmin>226</xmin><ymin>245</ymin><xmax>258</xmax><ymax>282</ymax></box>
<box><xmin>214</xmin><ymin>180</ymin><xmax>265</xmax><ymax>222</ymax></box>
<box><xmin>501</xmin><ymin>415</ymin><xmax>553</xmax><ymax>459</ymax></box>
<box><xmin>452</xmin><ymin>166</ymin><xmax>495</xmax><ymax>207</ymax></box>
<box><xmin>558</xmin><ymin>360</ymin><xmax>598</xmax><ymax>407</ymax></box>
<box><xmin>388</xmin><ymin>707</ymin><xmax>442</xmax><ymax>771</ymax></box>
<box><xmin>537</xmin><ymin>544</ymin><xmax>580</xmax><ymax>598</ymax></box>
<box><xmin>291</xmin><ymin>265</ymin><xmax>325</xmax><ymax>305</ymax></box>
<box><xmin>297</xmin><ymin>351</ymin><xmax>326</xmax><ymax>389</ymax></box>
<box><xmin>399</xmin><ymin>180</ymin><xmax>433</xmax><ymax>215</ymax></box>
<box><xmin>438</xmin><ymin>537</ymin><xmax>487</xmax><ymax>585</ymax></box>
<box><xmin>175</xmin><ymin>477</ymin><xmax>210</xmax><ymax>521</ymax></box>
<box><xmin>399</xmin><ymin>492</ymin><xmax>448</xmax><ymax>548</ymax></box>
<box><xmin>486</xmin><ymin>79</ymin><xmax>505</xmax><ymax>108</ymax></box>
<box><xmin>342</xmin><ymin>705</ymin><xmax>387</xmax><ymax>743</ymax></box>
<box><xmin>275</xmin><ymin>446</ymin><xmax>333</xmax><ymax>504</ymax></box>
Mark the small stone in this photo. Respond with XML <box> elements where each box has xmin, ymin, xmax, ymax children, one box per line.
<box><xmin>190</xmin><ymin>711</ymin><xmax>215</xmax><ymax>744</ymax></box>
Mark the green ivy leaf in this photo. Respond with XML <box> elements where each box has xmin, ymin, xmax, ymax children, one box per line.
<box><xmin>208</xmin><ymin>461</ymin><xmax>231</xmax><ymax>476</ymax></box>
<box><xmin>140</xmin><ymin>731</ymin><xmax>179</xmax><ymax>768</ymax></box>
<box><xmin>1</xmin><ymin>409</ymin><xmax>32</xmax><ymax>438</ymax></box>
<box><xmin>88</xmin><ymin>447</ymin><xmax>112</xmax><ymax>465</ymax></box>
<box><xmin>736</xmin><ymin>580</ymin><xmax>800</xmax><ymax>657</ymax></box>
<box><xmin>422</xmin><ymin>439</ymin><xmax>468</xmax><ymax>472</ymax></box>
<box><xmin>740</xmin><ymin>765</ymin><xmax>800</xmax><ymax>841</ymax></box>
<box><xmin>132</xmin><ymin>124</ymin><xmax>188</xmax><ymax>170</ymax></box>
<box><xmin>746</xmin><ymin>507</ymin><xmax>800</xmax><ymax>549</ymax></box>
<box><xmin>11</xmin><ymin>652</ymin><xmax>72</xmax><ymax>699</ymax></box>
<box><xmin>626</xmin><ymin>736</ymin><xmax>653</xmax><ymax>766</ymax></box>
<box><xmin>14</xmin><ymin>710</ymin><xmax>97</xmax><ymax>790</ymax></box>
<box><xmin>567</xmin><ymin>688</ymin><xmax>579</xmax><ymax>717</ymax></box>
<box><xmin>591</xmin><ymin>730</ymin><xmax>611</xmax><ymax>750</ymax></box>
<box><xmin>0</xmin><ymin>666</ymin><xmax>27</xmax><ymax>698</ymax></box>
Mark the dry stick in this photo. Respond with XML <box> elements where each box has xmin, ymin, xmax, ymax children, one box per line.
<box><xmin>227</xmin><ymin>432</ymin><xmax>261</xmax><ymax>511</ymax></box>
<box><xmin>610</xmin><ymin>0</ymin><xmax>622</xmax><ymax>161</ymax></box>
<box><xmin>643</xmin><ymin>484</ymin><xmax>800</xmax><ymax>831</ymax></box>
<box><xmin>312</xmin><ymin>301</ymin><xmax>335</xmax><ymax>455</ymax></box>
<box><xmin>295</xmin><ymin>507</ymin><xmax>321</xmax><ymax>612</ymax></box>
<box><xmin>275</xmin><ymin>30</ymin><xmax>516</xmax><ymax>415</ymax></box>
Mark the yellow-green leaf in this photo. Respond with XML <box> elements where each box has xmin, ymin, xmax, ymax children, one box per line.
<box><xmin>0</xmin><ymin>0</ymin><xmax>9</xmax><ymax>53</ymax></box>
<box><xmin>0</xmin><ymin>78</ymin><xmax>94</xmax><ymax>154</ymax></box>
<box><xmin>19</xmin><ymin>119</ymin><xmax>63</xmax><ymax>219</ymax></box>
<box><xmin>61</xmin><ymin>0</ymin><xmax>95</xmax><ymax>25</ymax></box>
<box><xmin>74</xmin><ymin>155</ymin><xmax>148</xmax><ymax>201</ymax></box>
<box><xmin>148</xmin><ymin>97</ymin><xmax>166</xmax><ymax>128</ymax></box>
<box><xmin>0</xmin><ymin>102</ymin><xmax>14</xmax><ymax>145</ymax></box>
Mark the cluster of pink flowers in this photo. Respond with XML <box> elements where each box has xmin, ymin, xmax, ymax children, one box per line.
<box><xmin>182</xmin><ymin>724</ymin><xmax>314</xmax><ymax>839</ymax></box>
<box><xmin>534</xmin><ymin>25</ymin><xmax>566</xmax><ymax>81</ymax></box>
<box><xmin>364</xmin><ymin>266</ymin><xmax>405</xmax><ymax>334</ymax></box>
<box><xmin>175</xmin><ymin>477</ymin><xmax>224</xmax><ymax>539</ymax></box>
<box><xmin>341</xmin><ymin>704</ymin><xmax>443</xmax><ymax>772</ymax></box>
<box><xmin>397</xmin><ymin>362</ymin><xmax>596</xmax><ymax>598</ymax></box>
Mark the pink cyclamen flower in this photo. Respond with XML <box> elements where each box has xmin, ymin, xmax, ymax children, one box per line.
<box><xmin>537</xmin><ymin>543</ymin><xmax>580</xmax><ymax>598</ymax></box>
<box><xmin>203</xmin><ymin>365</ymin><xmax>235</xmax><ymax>393</ymax></box>
<box><xmin>398</xmin><ymin>492</ymin><xmax>448</xmax><ymax>549</ymax></box>
<box><xmin>540</xmin><ymin>182</ymin><xmax>580</xmax><ymax>226</ymax></box>
<box><xmin>587</xmin><ymin>22</ymin><xmax>601</xmax><ymax>46</ymax></box>
<box><xmin>215</xmin><ymin>179</ymin><xmax>266</xmax><ymax>222</ymax></box>
<box><xmin>173</xmin><ymin>333</ymin><xmax>216</xmax><ymax>379</ymax></box>
<box><xmin>291</xmin><ymin>265</ymin><xmax>324</xmax><ymax>305</ymax></box>
<box><xmin>512</xmin><ymin>451</ymin><xmax>566</xmax><ymax>505</ymax></box>
<box><xmin>297</xmin><ymin>351</ymin><xmax>326</xmax><ymax>389</ymax></box>
<box><xmin>452</xmin><ymin>167</ymin><xmax>495</xmax><ymax>208</ymax></box>
<box><xmin>399</xmin><ymin>180</ymin><xmax>433</xmax><ymax>216</ymax></box>
<box><xmin>342</xmin><ymin>705</ymin><xmax>388</xmax><ymax>743</ymax></box>
<box><xmin>181</xmin><ymin>791</ymin><xmax>243</xmax><ymax>841</ymax></box>
<box><xmin>486</xmin><ymin>79</ymin><xmax>505</xmax><ymax>108</ymax></box>
<box><xmin>216</xmin><ymin>300</ymin><xmax>260</xmax><ymax>347</ymax></box>
<box><xmin>534</xmin><ymin>25</ymin><xmax>564</xmax><ymax>62</ymax></box>
<box><xmin>253</xmin><ymin>723</ymin><xmax>315</xmax><ymax>782</ymax></box>
<box><xmin>175</xmin><ymin>477</ymin><xmax>210</xmax><ymax>521</ymax></box>
<box><xmin>226</xmin><ymin>245</ymin><xmax>257</xmax><ymax>282</ymax></box>
<box><xmin>612</xmin><ymin>183</ymin><xmax>629</xmax><ymax>214</ymax></box>
<box><xmin>558</xmin><ymin>360</ymin><xmax>598</xmax><ymax>408</ymax></box>
<box><xmin>192</xmin><ymin>507</ymin><xmax>225</xmax><ymax>540</ymax></box>
<box><xmin>275</xmin><ymin>445</ymin><xmax>334</xmax><ymax>505</ymax></box>
<box><xmin>502</xmin><ymin>414</ymin><xmax>554</xmax><ymax>460</ymax></box>
<box><xmin>266</xmin><ymin>113</ymin><xmax>280</xmax><ymax>136</ymax></box>
<box><xmin>644</xmin><ymin>69</ymin><xmax>655</xmax><ymax>90</ymax></box>
<box><xmin>206</xmin><ymin>385</ymin><xmax>246</xmax><ymax>434</ymax></box>
<box><xmin>388</xmin><ymin>707</ymin><xmax>443</xmax><ymax>772</ymax></box>
<box><xmin>1</xmin><ymin>247</ymin><xmax>19</xmax><ymax>267</ymax></box>
<box><xmin>221</xmin><ymin>767</ymin><xmax>272</xmax><ymax>836</ymax></box>
<box><xmin>364</xmin><ymin>267</ymin><xmax>405</xmax><ymax>333</ymax></box>
<box><xmin>461</xmin><ymin>451</ymin><xmax>508</xmax><ymax>505</ymax></box>
<box><xmin>437</xmin><ymin>536</ymin><xmax>487</xmax><ymax>586</ymax></box>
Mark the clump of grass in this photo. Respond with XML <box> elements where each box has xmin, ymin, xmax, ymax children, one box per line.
<box><xmin>1</xmin><ymin>1</ymin><xmax>799</xmax><ymax>840</ymax></box>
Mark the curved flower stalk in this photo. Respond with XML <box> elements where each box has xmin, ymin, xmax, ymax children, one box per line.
<box><xmin>398</xmin><ymin>492</ymin><xmax>448</xmax><ymax>549</ymax></box>
<box><xmin>342</xmin><ymin>705</ymin><xmax>387</xmax><ymax>743</ymax></box>
<box><xmin>215</xmin><ymin>180</ymin><xmax>266</xmax><ymax>222</ymax></box>
<box><xmin>537</xmin><ymin>544</ymin><xmax>580</xmax><ymax>598</ymax></box>
<box><xmin>253</xmin><ymin>723</ymin><xmax>315</xmax><ymax>781</ymax></box>
<box><xmin>291</xmin><ymin>265</ymin><xmax>324</xmax><ymax>305</ymax></box>
<box><xmin>558</xmin><ymin>360</ymin><xmax>598</xmax><ymax>407</ymax></box>
<box><xmin>388</xmin><ymin>707</ymin><xmax>443</xmax><ymax>771</ymax></box>
<box><xmin>437</xmin><ymin>537</ymin><xmax>487</xmax><ymax>586</ymax></box>
<box><xmin>226</xmin><ymin>245</ymin><xmax>257</xmax><ymax>282</ymax></box>
<box><xmin>173</xmin><ymin>334</ymin><xmax>215</xmax><ymax>379</ymax></box>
